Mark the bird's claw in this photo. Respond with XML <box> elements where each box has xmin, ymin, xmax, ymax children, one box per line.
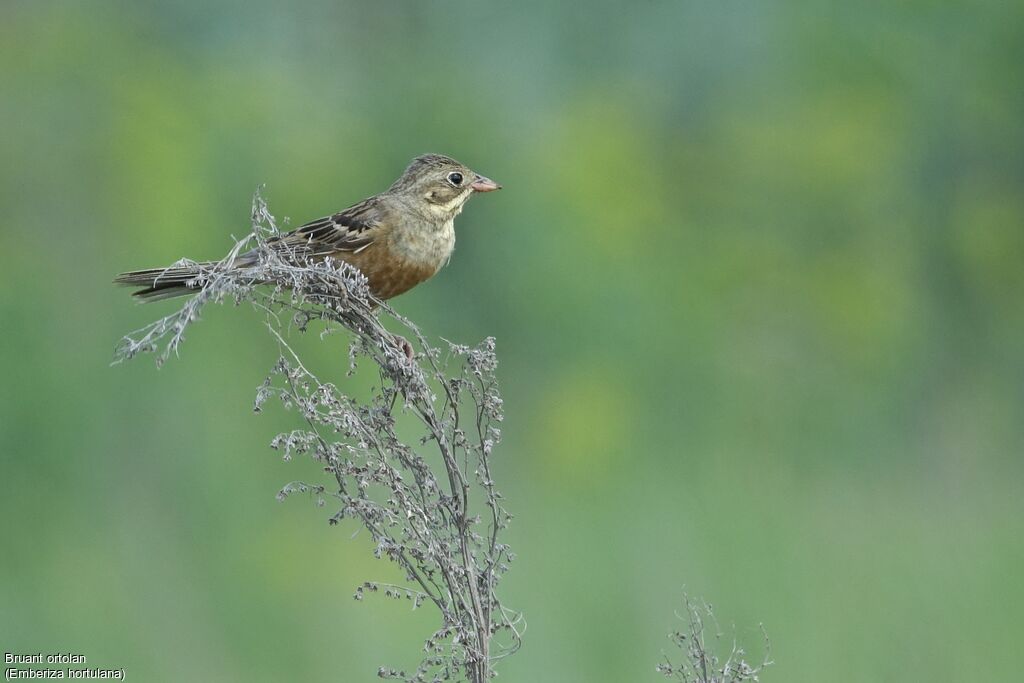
<box><xmin>393</xmin><ymin>334</ymin><xmax>415</xmax><ymax>362</ymax></box>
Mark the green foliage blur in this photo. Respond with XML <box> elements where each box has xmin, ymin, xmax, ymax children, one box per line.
<box><xmin>2</xmin><ymin>1</ymin><xmax>1022</xmax><ymax>681</ymax></box>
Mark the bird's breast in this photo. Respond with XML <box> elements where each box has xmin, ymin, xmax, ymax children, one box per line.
<box><xmin>341</xmin><ymin>219</ymin><xmax>455</xmax><ymax>300</ymax></box>
<box><xmin>390</xmin><ymin>218</ymin><xmax>456</xmax><ymax>271</ymax></box>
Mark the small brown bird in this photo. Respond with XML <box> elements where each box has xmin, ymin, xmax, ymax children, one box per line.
<box><xmin>115</xmin><ymin>154</ymin><xmax>501</xmax><ymax>301</ymax></box>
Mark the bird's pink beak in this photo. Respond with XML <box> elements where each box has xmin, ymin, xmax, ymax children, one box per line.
<box><xmin>471</xmin><ymin>174</ymin><xmax>501</xmax><ymax>192</ymax></box>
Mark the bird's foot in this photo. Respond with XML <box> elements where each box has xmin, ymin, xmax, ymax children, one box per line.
<box><xmin>392</xmin><ymin>334</ymin><xmax>415</xmax><ymax>362</ymax></box>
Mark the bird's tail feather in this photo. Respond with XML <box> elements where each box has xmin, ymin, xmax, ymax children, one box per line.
<box><xmin>113</xmin><ymin>263</ymin><xmax>216</xmax><ymax>301</ymax></box>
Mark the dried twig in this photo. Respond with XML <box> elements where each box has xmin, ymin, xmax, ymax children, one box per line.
<box><xmin>657</xmin><ymin>594</ymin><xmax>771</xmax><ymax>683</ymax></box>
<box><xmin>115</xmin><ymin>189</ymin><xmax>521</xmax><ymax>682</ymax></box>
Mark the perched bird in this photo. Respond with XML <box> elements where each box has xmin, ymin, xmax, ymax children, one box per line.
<box><xmin>115</xmin><ymin>154</ymin><xmax>501</xmax><ymax>301</ymax></box>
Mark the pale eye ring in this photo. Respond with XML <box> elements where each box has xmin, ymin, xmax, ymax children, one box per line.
<box><xmin>447</xmin><ymin>171</ymin><xmax>464</xmax><ymax>186</ymax></box>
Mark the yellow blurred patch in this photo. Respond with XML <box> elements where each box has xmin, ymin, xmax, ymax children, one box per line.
<box><xmin>952</xmin><ymin>178</ymin><xmax>1024</xmax><ymax>301</ymax></box>
<box><xmin>531</xmin><ymin>365</ymin><xmax>632</xmax><ymax>490</ymax></box>
<box><xmin>541</xmin><ymin>89</ymin><xmax>672</xmax><ymax>260</ymax></box>
<box><xmin>722</xmin><ymin>88</ymin><xmax>909</xmax><ymax>193</ymax></box>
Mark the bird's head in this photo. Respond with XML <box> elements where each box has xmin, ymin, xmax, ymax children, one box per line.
<box><xmin>390</xmin><ymin>153</ymin><xmax>501</xmax><ymax>219</ymax></box>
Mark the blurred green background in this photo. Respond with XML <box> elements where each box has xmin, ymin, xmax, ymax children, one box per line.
<box><xmin>2</xmin><ymin>1</ymin><xmax>1022</xmax><ymax>681</ymax></box>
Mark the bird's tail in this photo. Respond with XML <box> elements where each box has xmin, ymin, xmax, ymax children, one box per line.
<box><xmin>113</xmin><ymin>263</ymin><xmax>217</xmax><ymax>301</ymax></box>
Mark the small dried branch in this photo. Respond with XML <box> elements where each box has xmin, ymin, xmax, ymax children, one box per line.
<box><xmin>657</xmin><ymin>594</ymin><xmax>771</xmax><ymax>683</ymax></box>
<box><xmin>115</xmin><ymin>189</ymin><xmax>521</xmax><ymax>682</ymax></box>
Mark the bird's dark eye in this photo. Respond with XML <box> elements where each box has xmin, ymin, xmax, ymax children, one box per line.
<box><xmin>447</xmin><ymin>172</ymin><xmax>464</xmax><ymax>186</ymax></box>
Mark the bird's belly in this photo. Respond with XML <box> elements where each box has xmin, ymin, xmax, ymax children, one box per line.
<box><xmin>367</xmin><ymin>260</ymin><xmax>439</xmax><ymax>299</ymax></box>
<box><xmin>338</xmin><ymin>249</ymin><xmax>442</xmax><ymax>300</ymax></box>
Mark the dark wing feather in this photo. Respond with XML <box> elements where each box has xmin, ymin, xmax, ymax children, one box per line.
<box><xmin>271</xmin><ymin>197</ymin><xmax>385</xmax><ymax>255</ymax></box>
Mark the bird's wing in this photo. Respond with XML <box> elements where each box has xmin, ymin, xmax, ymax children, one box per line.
<box><xmin>270</xmin><ymin>196</ymin><xmax>389</xmax><ymax>256</ymax></box>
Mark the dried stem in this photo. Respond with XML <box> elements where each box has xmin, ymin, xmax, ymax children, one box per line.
<box><xmin>115</xmin><ymin>189</ymin><xmax>522</xmax><ymax>682</ymax></box>
<box><xmin>657</xmin><ymin>594</ymin><xmax>771</xmax><ymax>683</ymax></box>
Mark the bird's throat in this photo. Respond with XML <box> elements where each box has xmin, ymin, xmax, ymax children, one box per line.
<box><xmin>429</xmin><ymin>189</ymin><xmax>473</xmax><ymax>218</ymax></box>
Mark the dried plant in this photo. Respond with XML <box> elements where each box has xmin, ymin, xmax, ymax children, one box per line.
<box><xmin>657</xmin><ymin>594</ymin><xmax>771</xmax><ymax>683</ymax></box>
<box><xmin>114</xmin><ymin>189</ymin><xmax>522</xmax><ymax>682</ymax></box>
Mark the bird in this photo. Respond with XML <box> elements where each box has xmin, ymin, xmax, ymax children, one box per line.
<box><xmin>114</xmin><ymin>153</ymin><xmax>501</xmax><ymax>302</ymax></box>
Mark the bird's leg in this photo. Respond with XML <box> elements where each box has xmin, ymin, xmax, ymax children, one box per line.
<box><xmin>392</xmin><ymin>334</ymin><xmax>415</xmax><ymax>362</ymax></box>
<box><xmin>366</xmin><ymin>301</ymin><xmax>413</xmax><ymax>362</ymax></box>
